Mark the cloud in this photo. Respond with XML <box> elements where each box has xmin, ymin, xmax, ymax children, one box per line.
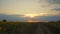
<box><xmin>0</xmin><ymin>13</ymin><xmax>60</xmax><ymax>22</ymax></box>
<box><xmin>47</xmin><ymin>0</ymin><xmax>60</xmax><ymax>4</ymax></box>
<box><xmin>52</xmin><ymin>7</ymin><xmax>60</xmax><ymax>11</ymax></box>
<box><xmin>0</xmin><ymin>14</ymin><xmax>30</xmax><ymax>22</ymax></box>
<box><xmin>40</xmin><ymin>0</ymin><xmax>60</xmax><ymax>4</ymax></box>
<box><xmin>33</xmin><ymin>15</ymin><xmax>60</xmax><ymax>22</ymax></box>
<box><xmin>38</xmin><ymin>13</ymin><xmax>60</xmax><ymax>16</ymax></box>
<box><xmin>0</xmin><ymin>0</ymin><xmax>60</xmax><ymax>22</ymax></box>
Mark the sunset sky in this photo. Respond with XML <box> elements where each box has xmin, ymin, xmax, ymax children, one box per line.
<box><xmin>0</xmin><ymin>0</ymin><xmax>60</xmax><ymax>22</ymax></box>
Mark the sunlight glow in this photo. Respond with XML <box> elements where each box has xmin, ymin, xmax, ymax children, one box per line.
<box><xmin>21</xmin><ymin>13</ymin><xmax>59</xmax><ymax>18</ymax></box>
<box><xmin>21</xmin><ymin>13</ymin><xmax>48</xmax><ymax>18</ymax></box>
<box><xmin>23</xmin><ymin>14</ymin><xmax>39</xmax><ymax>18</ymax></box>
<box><xmin>27</xmin><ymin>20</ymin><xmax>39</xmax><ymax>22</ymax></box>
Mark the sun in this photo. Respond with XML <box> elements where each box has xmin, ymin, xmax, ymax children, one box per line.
<box><xmin>25</xmin><ymin>14</ymin><xmax>35</xmax><ymax>18</ymax></box>
<box><xmin>23</xmin><ymin>14</ymin><xmax>39</xmax><ymax>18</ymax></box>
<box><xmin>21</xmin><ymin>13</ymin><xmax>48</xmax><ymax>18</ymax></box>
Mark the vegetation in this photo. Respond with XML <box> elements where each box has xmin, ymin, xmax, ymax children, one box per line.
<box><xmin>43</xmin><ymin>22</ymin><xmax>60</xmax><ymax>34</ymax></box>
<box><xmin>0</xmin><ymin>21</ymin><xmax>60</xmax><ymax>34</ymax></box>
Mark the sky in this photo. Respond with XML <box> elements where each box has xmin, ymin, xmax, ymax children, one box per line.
<box><xmin>0</xmin><ymin>0</ymin><xmax>60</xmax><ymax>22</ymax></box>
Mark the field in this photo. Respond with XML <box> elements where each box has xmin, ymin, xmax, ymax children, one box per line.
<box><xmin>43</xmin><ymin>22</ymin><xmax>60</xmax><ymax>34</ymax></box>
<box><xmin>0</xmin><ymin>21</ymin><xmax>60</xmax><ymax>34</ymax></box>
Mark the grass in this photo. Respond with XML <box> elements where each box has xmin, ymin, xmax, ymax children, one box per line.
<box><xmin>43</xmin><ymin>22</ymin><xmax>60</xmax><ymax>34</ymax></box>
<box><xmin>0</xmin><ymin>21</ymin><xmax>38</xmax><ymax>34</ymax></box>
<box><xmin>0</xmin><ymin>21</ymin><xmax>60</xmax><ymax>34</ymax></box>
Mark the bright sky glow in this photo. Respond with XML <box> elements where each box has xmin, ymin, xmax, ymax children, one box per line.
<box><xmin>27</xmin><ymin>20</ymin><xmax>39</xmax><ymax>22</ymax></box>
<box><xmin>0</xmin><ymin>0</ymin><xmax>60</xmax><ymax>15</ymax></box>
<box><xmin>0</xmin><ymin>0</ymin><xmax>60</xmax><ymax>22</ymax></box>
<box><xmin>23</xmin><ymin>14</ymin><xmax>39</xmax><ymax>18</ymax></box>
